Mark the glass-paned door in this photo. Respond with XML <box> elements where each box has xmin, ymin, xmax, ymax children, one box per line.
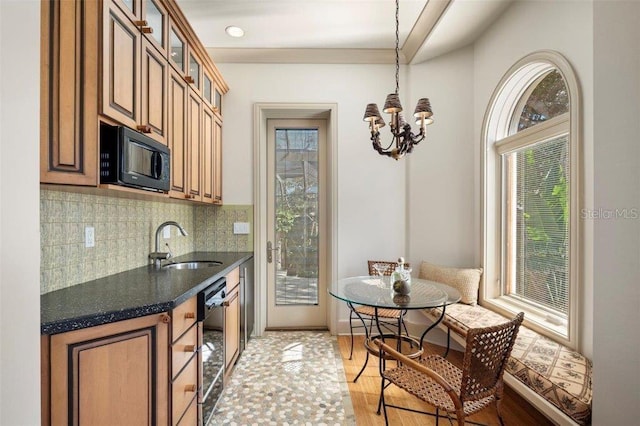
<box><xmin>266</xmin><ymin>119</ymin><xmax>326</xmax><ymax>328</ymax></box>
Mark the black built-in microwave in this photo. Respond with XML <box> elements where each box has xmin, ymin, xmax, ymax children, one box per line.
<box><xmin>100</xmin><ymin>124</ymin><xmax>170</xmax><ymax>192</ymax></box>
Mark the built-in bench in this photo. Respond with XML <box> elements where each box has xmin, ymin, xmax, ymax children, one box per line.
<box><xmin>418</xmin><ymin>261</ymin><xmax>592</xmax><ymax>426</ymax></box>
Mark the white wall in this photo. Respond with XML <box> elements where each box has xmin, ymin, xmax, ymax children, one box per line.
<box><xmin>0</xmin><ymin>0</ymin><xmax>42</xmax><ymax>424</ymax></box>
<box><xmin>472</xmin><ymin>0</ymin><xmax>594</xmax><ymax>357</ymax></box>
<box><xmin>218</xmin><ymin>63</ymin><xmax>410</xmax><ymax>326</ymax></box>
<box><xmin>592</xmin><ymin>2</ymin><xmax>640</xmax><ymax>424</ymax></box>
<box><xmin>407</xmin><ymin>45</ymin><xmax>476</xmax><ymax>267</ymax></box>
<box><xmin>218</xmin><ymin>62</ymin><xmax>408</xmax><ymax>278</ymax></box>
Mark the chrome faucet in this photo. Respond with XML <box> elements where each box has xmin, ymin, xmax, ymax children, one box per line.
<box><xmin>149</xmin><ymin>221</ymin><xmax>188</xmax><ymax>268</ymax></box>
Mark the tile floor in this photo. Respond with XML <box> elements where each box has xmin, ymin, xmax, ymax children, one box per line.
<box><xmin>208</xmin><ymin>331</ymin><xmax>355</xmax><ymax>425</ymax></box>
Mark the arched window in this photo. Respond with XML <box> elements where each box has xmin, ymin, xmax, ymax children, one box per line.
<box><xmin>482</xmin><ymin>51</ymin><xmax>580</xmax><ymax>348</ymax></box>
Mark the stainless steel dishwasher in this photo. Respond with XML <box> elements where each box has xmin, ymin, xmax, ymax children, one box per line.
<box><xmin>198</xmin><ymin>277</ymin><xmax>226</xmax><ymax>425</ymax></box>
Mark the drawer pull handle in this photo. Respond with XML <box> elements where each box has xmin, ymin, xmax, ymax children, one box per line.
<box><xmin>134</xmin><ymin>20</ymin><xmax>148</xmax><ymax>27</ymax></box>
<box><xmin>185</xmin><ymin>384</ymin><xmax>197</xmax><ymax>392</ymax></box>
<box><xmin>184</xmin><ymin>312</ymin><xmax>195</xmax><ymax>319</ymax></box>
<box><xmin>136</xmin><ymin>124</ymin><xmax>152</xmax><ymax>133</ymax></box>
<box><xmin>184</xmin><ymin>345</ymin><xmax>196</xmax><ymax>353</ymax></box>
<box><xmin>184</xmin><ymin>75</ymin><xmax>195</xmax><ymax>84</ymax></box>
<box><xmin>223</xmin><ymin>292</ymin><xmax>239</xmax><ymax>307</ymax></box>
<box><xmin>141</xmin><ymin>26</ymin><xmax>153</xmax><ymax>34</ymax></box>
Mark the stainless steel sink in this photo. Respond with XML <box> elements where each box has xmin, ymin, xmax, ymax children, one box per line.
<box><xmin>163</xmin><ymin>261</ymin><xmax>222</xmax><ymax>270</ymax></box>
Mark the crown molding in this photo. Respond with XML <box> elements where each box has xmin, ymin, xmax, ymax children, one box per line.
<box><xmin>403</xmin><ymin>0</ymin><xmax>452</xmax><ymax>64</ymax></box>
<box><xmin>206</xmin><ymin>47</ymin><xmax>405</xmax><ymax>64</ymax></box>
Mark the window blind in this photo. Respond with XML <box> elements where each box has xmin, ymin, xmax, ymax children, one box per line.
<box><xmin>503</xmin><ymin>134</ymin><xmax>570</xmax><ymax>314</ymax></box>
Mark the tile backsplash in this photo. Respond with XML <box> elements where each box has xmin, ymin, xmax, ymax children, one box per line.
<box><xmin>40</xmin><ymin>188</ymin><xmax>253</xmax><ymax>294</ymax></box>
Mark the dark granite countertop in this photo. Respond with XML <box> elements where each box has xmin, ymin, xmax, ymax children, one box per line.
<box><xmin>41</xmin><ymin>251</ymin><xmax>253</xmax><ymax>335</ymax></box>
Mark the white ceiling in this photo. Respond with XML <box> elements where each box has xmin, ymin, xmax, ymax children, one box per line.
<box><xmin>175</xmin><ymin>0</ymin><xmax>513</xmax><ymax>64</ymax></box>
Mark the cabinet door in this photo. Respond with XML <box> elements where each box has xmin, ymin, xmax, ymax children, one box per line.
<box><xmin>102</xmin><ymin>1</ymin><xmax>140</xmax><ymax>129</ymax></box>
<box><xmin>40</xmin><ymin>0</ymin><xmax>99</xmax><ymax>186</ymax></box>
<box><xmin>213</xmin><ymin>116</ymin><xmax>223</xmax><ymax>204</ymax></box>
<box><xmin>168</xmin><ymin>21</ymin><xmax>187</xmax><ymax>74</ymax></box>
<box><xmin>213</xmin><ymin>84</ymin><xmax>223</xmax><ymax>116</ymax></box>
<box><xmin>186</xmin><ymin>52</ymin><xmax>201</xmax><ymax>94</ymax></box>
<box><xmin>171</xmin><ymin>356</ymin><xmax>198</xmax><ymax>423</ymax></box>
<box><xmin>49</xmin><ymin>314</ymin><xmax>169</xmax><ymax>425</ymax></box>
<box><xmin>141</xmin><ymin>37</ymin><xmax>167</xmax><ymax>145</ymax></box>
<box><xmin>140</xmin><ymin>0</ymin><xmax>167</xmax><ymax>56</ymax></box>
<box><xmin>111</xmin><ymin>0</ymin><xmax>141</xmax><ymax>23</ymax></box>
<box><xmin>224</xmin><ymin>284</ymin><xmax>240</xmax><ymax>374</ymax></box>
<box><xmin>201</xmin><ymin>106</ymin><xmax>215</xmax><ymax>204</ymax></box>
<box><xmin>168</xmin><ymin>68</ymin><xmax>187</xmax><ymax>198</ymax></box>
<box><xmin>186</xmin><ymin>89</ymin><xmax>202</xmax><ymax>201</ymax></box>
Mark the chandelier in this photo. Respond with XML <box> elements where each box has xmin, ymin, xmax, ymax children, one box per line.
<box><xmin>363</xmin><ymin>0</ymin><xmax>434</xmax><ymax>160</ymax></box>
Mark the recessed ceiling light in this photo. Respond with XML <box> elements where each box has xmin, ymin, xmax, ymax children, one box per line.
<box><xmin>225</xmin><ymin>26</ymin><xmax>245</xmax><ymax>38</ymax></box>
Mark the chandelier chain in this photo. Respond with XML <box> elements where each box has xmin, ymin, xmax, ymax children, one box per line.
<box><xmin>395</xmin><ymin>0</ymin><xmax>400</xmax><ymax>95</ymax></box>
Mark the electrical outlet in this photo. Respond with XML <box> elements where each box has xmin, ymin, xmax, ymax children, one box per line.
<box><xmin>163</xmin><ymin>226</ymin><xmax>171</xmax><ymax>239</ymax></box>
<box><xmin>85</xmin><ymin>226</ymin><xmax>95</xmax><ymax>248</ymax></box>
<box><xmin>233</xmin><ymin>222</ymin><xmax>250</xmax><ymax>234</ymax></box>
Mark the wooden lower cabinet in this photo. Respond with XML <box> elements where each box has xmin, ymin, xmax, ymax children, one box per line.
<box><xmin>42</xmin><ymin>297</ymin><xmax>204</xmax><ymax>425</ymax></box>
<box><xmin>47</xmin><ymin>313</ymin><xmax>170</xmax><ymax>425</ymax></box>
<box><xmin>171</xmin><ymin>296</ymin><xmax>200</xmax><ymax>425</ymax></box>
<box><xmin>171</xmin><ymin>355</ymin><xmax>198</xmax><ymax>424</ymax></box>
<box><xmin>176</xmin><ymin>398</ymin><xmax>198</xmax><ymax>426</ymax></box>
<box><xmin>224</xmin><ymin>268</ymin><xmax>241</xmax><ymax>377</ymax></box>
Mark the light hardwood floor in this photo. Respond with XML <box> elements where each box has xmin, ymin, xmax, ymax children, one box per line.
<box><xmin>337</xmin><ymin>335</ymin><xmax>553</xmax><ymax>426</ymax></box>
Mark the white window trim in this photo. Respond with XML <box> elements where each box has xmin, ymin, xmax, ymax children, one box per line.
<box><xmin>481</xmin><ymin>51</ymin><xmax>582</xmax><ymax>350</ymax></box>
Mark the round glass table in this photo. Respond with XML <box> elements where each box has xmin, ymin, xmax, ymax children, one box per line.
<box><xmin>330</xmin><ymin>275</ymin><xmax>461</xmax><ymax>382</ymax></box>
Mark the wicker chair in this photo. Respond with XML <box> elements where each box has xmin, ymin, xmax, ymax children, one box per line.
<box><xmin>374</xmin><ymin>312</ymin><xmax>524</xmax><ymax>426</ymax></box>
<box><xmin>348</xmin><ymin>260</ymin><xmax>411</xmax><ymax>361</ymax></box>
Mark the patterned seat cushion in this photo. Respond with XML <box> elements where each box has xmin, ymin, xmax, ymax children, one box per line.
<box><xmin>425</xmin><ymin>304</ymin><xmax>592</xmax><ymax>425</ymax></box>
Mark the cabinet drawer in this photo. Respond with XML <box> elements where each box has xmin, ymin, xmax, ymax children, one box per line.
<box><xmin>172</xmin><ymin>323</ymin><xmax>198</xmax><ymax>379</ymax></box>
<box><xmin>176</xmin><ymin>396</ymin><xmax>198</xmax><ymax>426</ymax></box>
<box><xmin>172</xmin><ymin>355</ymin><xmax>198</xmax><ymax>423</ymax></box>
<box><xmin>172</xmin><ymin>296</ymin><xmax>197</xmax><ymax>342</ymax></box>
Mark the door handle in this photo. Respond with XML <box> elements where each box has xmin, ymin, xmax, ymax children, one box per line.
<box><xmin>267</xmin><ymin>241</ymin><xmax>280</xmax><ymax>263</ymax></box>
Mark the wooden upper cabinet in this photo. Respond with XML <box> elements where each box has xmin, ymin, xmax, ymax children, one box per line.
<box><xmin>140</xmin><ymin>0</ymin><xmax>168</xmax><ymax>56</ymax></box>
<box><xmin>141</xmin><ymin>37</ymin><xmax>168</xmax><ymax>145</ymax></box>
<box><xmin>214</xmin><ymin>84</ymin><xmax>224</xmax><ymax>117</ymax></box>
<box><xmin>185</xmin><ymin>52</ymin><xmax>202</xmax><ymax>95</ymax></box>
<box><xmin>186</xmin><ymin>89</ymin><xmax>202</xmax><ymax>202</ymax></box>
<box><xmin>168</xmin><ymin>20</ymin><xmax>187</xmax><ymax>74</ymax></box>
<box><xmin>41</xmin><ymin>0</ymin><xmax>228</xmax><ymax>199</ymax></box>
<box><xmin>168</xmin><ymin>68</ymin><xmax>187</xmax><ymax>198</ymax></box>
<box><xmin>202</xmin><ymin>106</ymin><xmax>215</xmax><ymax>204</ymax></box>
<box><xmin>40</xmin><ymin>0</ymin><xmax>99</xmax><ymax>186</ymax></box>
<box><xmin>111</xmin><ymin>0</ymin><xmax>140</xmax><ymax>23</ymax></box>
<box><xmin>213</xmin><ymin>116</ymin><xmax>223</xmax><ymax>204</ymax></box>
<box><xmin>102</xmin><ymin>2</ymin><xmax>140</xmax><ymax>130</ymax></box>
<box><xmin>203</xmin><ymin>72</ymin><xmax>213</xmax><ymax>107</ymax></box>
<box><xmin>103</xmin><ymin>0</ymin><xmax>168</xmax><ymax>145</ymax></box>
<box><xmin>112</xmin><ymin>0</ymin><xmax>167</xmax><ymax>55</ymax></box>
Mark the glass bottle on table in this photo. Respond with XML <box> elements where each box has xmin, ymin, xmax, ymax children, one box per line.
<box><xmin>391</xmin><ymin>257</ymin><xmax>412</xmax><ymax>295</ymax></box>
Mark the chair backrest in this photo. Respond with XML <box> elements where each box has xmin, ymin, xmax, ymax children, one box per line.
<box><xmin>460</xmin><ymin>312</ymin><xmax>524</xmax><ymax>402</ymax></box>
<box><xmin>367</xmin><ymin>260</ymin><xmax>411</xmax><ymax>276</ymax></box>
